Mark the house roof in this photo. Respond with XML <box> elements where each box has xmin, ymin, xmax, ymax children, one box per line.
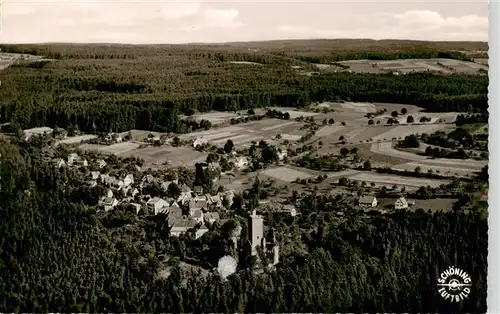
<box><xmin>359</xmin><ymin>196</ymin><xmax>376</xmax><ymax>204</ymax></box>
<box><xmin>168</xmin><ymin>207</ymin><xmax>183</xmax><ymax>218</ymax></box>
<box><xmin>171</xmin><ymin>219</ymin><xmax>198</xmax><ymax>231</ymax></box>
<box><xmin>104</xmin><ymin>197</ymin><xmax>117</xmax><ymax>205</ymax></box>
<box><xmin>189</xmin><ymin>199</ymin><xmax>207</xmax><ymax>209</ymax></box>
<box><xmin>395</xmin><ymin>197</ymin><xmax>408</xmax><ymax>206</ymax></box>
<box><xmin>147</xmin><ymin>197</ymin><xmax>166</xmax><ymax>205</ymax></box>
<box><xmin>191</xmin><ymin>208</ymin><xmax>203</xmax><ymax>218</ymax></box>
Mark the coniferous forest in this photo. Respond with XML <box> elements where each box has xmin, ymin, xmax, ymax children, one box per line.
<box><xmin>0</xmin><ymin>138</ymin><xmax>488</xmax><ymax>312</ymax></box>
<box><xmin>0</xmin><ymin>41</ymin><xmax>489</xmax><ymax>133</ymax></box>
<box><xmin>0</xmin><ymin>40</ymin><xmax>489</xmax><ymax>312</ymax></box>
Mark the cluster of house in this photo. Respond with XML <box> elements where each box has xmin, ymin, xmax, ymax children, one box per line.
<box><xmin>89</xmin><ymin>170</ymin><xmax>234</xmax><ymax>239</ymax></box>
<box><xmin>53</xmin><ymin>152</ymin><xmax>93</xmax><ymax>169</ymax></box>
<box><xmin>358</xmin><ymin>196</ymin><xmax>415</xmax><ymax>210</ymax></box>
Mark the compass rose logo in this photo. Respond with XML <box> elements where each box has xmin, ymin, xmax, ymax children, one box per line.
<box><xmin>437</xmin><ymin>266</ymin><xmax>472</xmax><ymax>302</ymax></box>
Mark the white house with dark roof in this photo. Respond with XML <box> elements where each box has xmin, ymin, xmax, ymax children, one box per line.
<box><xmin>169</xmin><ymin>219</ymin><xmax>199</xmax><ymax>237</ymax></box>
<box><xmin>233</xmin><ymin>156</ymin><xmax>249</xmax><ymax>170</ymax></box>
<box><xmin>122</xmin><ymin>174</ymin><xmax>134</xmax><ymax>187</ymax></box>
<box><xmin>103</xmin><ymin>197</ymin><xmax>118</xmax><ymax>211</ymax></box>
<box><xmin>147</xmin><ymin>197</ymin><xmax>170</xmax><ymax>215</ymax></box>
<box><xmin>394</xmin><ymin>197</ymin><xmax>409</xmax><ymax>210</ymax></box>
<box><xmin>53</xmin><ymin>158</ymin><xmax>66</xmax><ymax>168</ymax></box>
<box><xmin>90</xmin><ymin>171</ymin><xmax>101</xmax><ymax>180</ymax></box>
<box><xmin>96</xmin><ymin>159</ymin><xmax>107</xmax><ymax>169</ymax></box>
<box><xmin>67</xmin><ymin>153</ymin><xmax>80</xmax><ymax>166</ymax></box>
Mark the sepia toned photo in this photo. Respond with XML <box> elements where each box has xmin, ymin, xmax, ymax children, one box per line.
<box><xmin>0</xmin><ymin>1</ymin><xmax>492</xmax><ymax>312</ymax></box>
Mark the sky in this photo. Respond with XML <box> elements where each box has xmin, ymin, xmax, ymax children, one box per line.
<box><xmin>0</xmin><ymin>0</ymin><xmax>489</xmax><ymax>44</ymax></box>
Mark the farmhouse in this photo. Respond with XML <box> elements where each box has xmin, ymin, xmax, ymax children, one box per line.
<box><xmin>103</xmin><ymin>197</ymin><xmax>118</xmax><ymax>211</ymax></box>
<box><xmin>52</xmin><ymin>158</ymin><xmax>66</xmax><ymax>168</ymax></box>
<box><xmin>90</xmin><ymin>171</ymin><xmax>101</xmax><ymax>180</ymax></box>
<box><xmin>121</xmin><ymin>174</ymin><xmax>134</xmax><ymax>187</ymax></box>
<box><xmin>395</xmin><ymin>197</ymin><xmax>409</xmax><ymax>210</ymax></box>
<box><xmin>147</xmin><ymin>197</ymin><xmax>170</xmax><ymax>215</ymax></box>
<box><xmin>233</xmin><ymin>156</ymin><xmax>249</xmax><ymax>170</ymax></box>
<box><xmin>96</xmin><ymin>159</ymin><xmax>107</xmax><ymax>169</ymax></box>
<box><xmin>277</xmin><ymin>150</ymin><xmax>288</xmax><ymax>161</ymax></box>
<box><xmin>358</xmin><ymin>196</ymin><xmax>378</xmax><ymax>207</ymax></box>
<box><xmin>67</xmin><ymin>153</ymin><xmax>80</xmax><ymax>166</ymax></box>
<box><xmin>193</xmin><ymin>137</ymin><xmax>207</xmax><ymax>147</ymax></box>
<box><xmin>169</xmin><ymin>219</ymin><xmax>199</xmax><ymax>237</ymax></box>
<box><xmin>23</xmin><ymin>127</ymin><xmax>53</xmax><ymax>141</ymax></box>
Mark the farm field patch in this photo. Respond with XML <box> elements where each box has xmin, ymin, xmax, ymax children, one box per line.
<box><xmin>337</xmin><ymin>58</ymin><xmax>488</xmax><ymax>74</ymax></box>
<box><xmin>119</xmin><ymin>145</ymin><xmax>207</xmax><ymax>168</ymax></box>
<box><xmin>261</xmin><ymin>166</ymin><xmax>314</xmax><ymax>182</ymax></box>
<box><xmin>348</xmin><ymin>172</ymin><xmax>449</xmax><ymax>189</ymax></box>
<box><xmin>56</xmin><ymin>134</ymin><xmax>98</xmax><ymax>145</ymax></box>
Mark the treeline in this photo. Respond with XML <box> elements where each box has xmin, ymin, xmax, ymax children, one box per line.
<box><xmin>0</xmin><ymin>140</ymin><xmax>487</xmax><ymax>312</ymax></box>
<box><xmin>294</xmin><ymin>49</ymin><xmax>473</xmax><ymax>63</ymax></box>
<box><xmin>0</xmin><ymin>69</ymin><xmax>488</xmax><ymax>133</ymax></box>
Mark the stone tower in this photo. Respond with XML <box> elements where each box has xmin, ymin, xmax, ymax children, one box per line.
<box><xmin>248</xmin><ymin>210</ymin><xmax>264</xmax><ymax>256</ymax></box>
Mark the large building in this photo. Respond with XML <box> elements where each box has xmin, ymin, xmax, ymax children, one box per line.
<box><xmin>248</xmin><ymin>210</ymin><xmax>264</xmax><ymax>256</ymax></box>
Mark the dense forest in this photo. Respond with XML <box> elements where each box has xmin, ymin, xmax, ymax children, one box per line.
<box><xmin>0</xmin><ymin>41</ymin><xmax>489</xmax><ymax>133</ymax></box>
<box><xmin>0</xmin><ymin>139</ymin><xmax>488</xmax><ymax>312</ymax></box>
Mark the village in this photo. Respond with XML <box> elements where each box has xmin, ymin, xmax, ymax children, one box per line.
<box><xmin>7</xmin><ymin>100</ymin><xmax>488</xmax><ymax>271</ymax></box>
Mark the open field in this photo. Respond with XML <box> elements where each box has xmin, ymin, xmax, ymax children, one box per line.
<box><xmin>348</xmin><ymin>172</ymin><xmax>449</xmax><ymax>189</ymax></box>
<box><xmin>179</xmin><ymin>119</ymin><xmax>305</xmax><ymax>148</ymax></box>
<box><xmin>338</xmin><ymin>58</ymin><xmax>488</xmax><ymax>74</ymax></box>
<box><xmin>392</xmin><ymin>162</ymin><xmax>480</xmax><ymax>177</ymax></box>
<box><xmin>119</xmin><ymin>145</ymin><xmax>207</xmax><ymax>168</ymax></box>
<box><xmin>56</xmin><ymin>134</ymin><xmax>98</xmax><ymax>145</ymax></box>
<box><xmin>79</xmin><ymin>142</ymin><xmax>140</xmax><ymax>155</ymax></box>
<box><xmin>261</xmin><ymin>166</ymin><xmax>314</xmax><ymax>182</ymax></box>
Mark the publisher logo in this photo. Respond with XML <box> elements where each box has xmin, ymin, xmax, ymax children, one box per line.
<box><xmin>437</xmin><ymin>266</ymin><xmax>472</xmax><ymax>302</ymax></box>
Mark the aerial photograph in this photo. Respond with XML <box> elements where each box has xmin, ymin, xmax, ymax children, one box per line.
<box><xmin>0</xmin><ymin>0</ymin><xmax>489</xmax><ymax>312</ymax></box>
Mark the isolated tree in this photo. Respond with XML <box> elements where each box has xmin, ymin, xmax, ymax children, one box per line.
<box><xmin>350</xmin><ymin>147</ymin><xmax>358</xmax><ymax>155</ymax></box>
<box><xmin>368</xmin><ymin>119</ymin><xmax>374</xmax><ymax>125</ymax></box>
<box><xmin>363</xmin><ymin>160</ymin><xmax>371</xmax><ymax>170</ymax></box>
<box><xmin>340</xmin><ymin>147</ymin><xmax>350</xmax><ymax>156</ymax></box>
<box><xmin>391</xmin><ymin>111</ymin><xmax>399</xmax><ymax>118</ymax></box>
<box><xmin>224</xmin><ymin>139</ymin><xmax>234</xmax><ymax>154</ymax></box>
<box><xmin>322</xmin><ymin>118</ymin><xmax>327</xmax><ymax>125</ymax></box>
<box><xmin>407</xmin><ymin>115</ymin><xmax>415</xmax><ymax>123</ymax></box>
<box><xmin>339</xmin><ymin>135</ymin><xmax>345</xmax><ymax>141</ymax></box>
<box><xmin>415</xmin><ymin>166</ymin><xmax>422</xmax><ymax>174</ymax></box>
<box><xmin>341</xmin><ymin>122</ymin><xmax>346</xmax><ymax>126</ymax></box>
<box><xmin>401</xmin><ymin>108</ymin><xmax>407</xmax><ymax>115</ymax></box>
<box><xmin>247</xmin><ymin>108</ymin><xmax>255</xmax><ymax>115</ymax></box>
<box><xmin>328</xmin><ymin>118</ymin><xmax>335</xmax><ymax>124</ymax></box>
<box><xmin>376</xmin><ymin>120</ymin><xmax>381</xmax><ymax>125</ymax></box>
